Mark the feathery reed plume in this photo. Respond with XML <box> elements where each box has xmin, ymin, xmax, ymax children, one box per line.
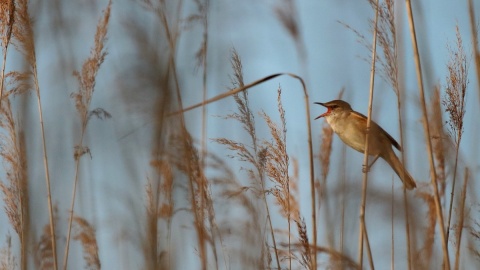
<box><xmin>140</xmin><ymin>0</ymin><xmax>184</xmax><ymax>114</ymax></box>
<box><xmin>405</xmin><ymin>1</ymin><xmax>450</xmax><ymax>267</ymax></box>
<box><xmin>63</xmin><ymin>2</ymin><xmax>112</xmax><ymax>269</ymax></box>
<box><xmin>140</xmin><ymin>1</ymin><xmax>214</xmax><ymax>268</ymax></box>
<box><xmin>260</xmin><ymin>94</ymin><xmax>312</xmax><ymax>269</ymax></box>
<box><xmin>0</xmin><ymin>0</ymin><xmax>14</xmax><ymax>102</ymax></box>
<box><xmin>469</xmin><ymin>207</ymin><xmax>480</xmax><ymax>261</ymax></box>
<box><xmin>215</xmin><ymin>48</ymin><xmax>281</xmax><ymax>269</ymax></box>
<box><xmin>72</xmin><ymin>216</ymin><xmax>101</xmax><ymax>270</ymax></box>
<box><xmin>144</xmin><ymin>159</ymin><xmax>174</xmax><ymax>269</ymax></box>
<box><xmin>0</xmin><ymin>235</ymin><xmax>17</xmax><ymax>270</ymax></box>
<box><xmin>291</xmin><ymin>158</ymin><xmax>312</xmax><ymax>269</ymax></box>
<box><xmin>290</xmin><ymin>158</ymin><xmax>313</xmax><ymax>269</ymax></box>
<box><xmin>187</xmin><ymin>4</ymin><xmax>211</xmax><ymax>263</ymax></box>
<box><xmin>168</xmin><ymin>74</ymin><xmax>315</xmax><ymax>257</ymax></box>
<box><xmin>294</xmin><ymin>217</ymin><xmax>312</xmax><ymax>270</ymax></box>
<box><xmin>260</xmin><ymin>86</ymin><xmax>310</xmax><ymax>269</ymax></box>
<box><xmin>318</xmin><ymin>121</ymin><xmax>334</xmax><ymax>249</ymax></box>
<box><xmin>454</xmin><ymin>168</ymin><xmax>468</xmax><ymax>270</ymax></box>
<box><xmin>275</xmin><ymin>0</ymin><xmax>306</xmax><ymax>60</ymax></box>
<box><xmin>299</xmin><ymin>244</ymin><xmax>359</xmax><ymax>270</ymax></box>
<box><xmin>0</xmin><ymin>97</ymin><xmax>29</xmax><ymax>269</ymax></box>
<box><xmin>443</xmin><ymin>25</ymin><xmax>468</xmax><ymax>242</ymax></box>
<box><xmin>144</xmin><ymin>180</ymin><xmax>159</xmax><ymax>269</ymax></box>
<box><xmin>414</xmin><ymin>192</ymin><xmax>437</xmax><ymax>268</ymax></box>
<box><xmin>12</xmin><ymin>1</ymin><xmax>57</xmax><ymax>267</ymax></box>
<box><xmin>367</xmin><ymin>0</ymin><xmax>398</xmax><ymax>90</ymax></box>
<box><xmin>167</xmin><ymin>130</ymin><xmax>216</xmax><ymax>270</ymax></box>
<box><xmin>208</xmin><ymin>152</ymin><xmax>265</xmax><ymax>269</ymax></box>
<box><xmin>36</xmin><ymin>209</ymin><xmax>58</xmax><ymax>270</ymax></box>
<box><xmin>429</xmin><ymin>86</ymin><xmax>447</xmax><ymax>195</ymax></box>
<box><xmin>319</xmin><ymin>122</ymin><xmax>333</xmax><ymax>182</ymax></box>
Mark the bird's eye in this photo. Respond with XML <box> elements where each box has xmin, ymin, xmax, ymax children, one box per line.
<box><xmin>331</xmin><ymin>105</ymin><xmax>338</xmax><ymax>109</ymax></box>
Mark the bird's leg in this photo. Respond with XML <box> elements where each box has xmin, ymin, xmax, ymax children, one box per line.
<box><xmin>362</xmin><ymin>154</ymin><xmax>380</xmax><ymax>173</ymax></box>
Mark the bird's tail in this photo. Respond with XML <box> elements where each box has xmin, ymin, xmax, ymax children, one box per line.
<box><xmin>383</xmin><ymin>150</ymin><xmax>417</xmax><ymax>190</ymax></box>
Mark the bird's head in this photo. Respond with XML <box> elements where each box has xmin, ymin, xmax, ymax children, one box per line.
<box><xmin>314</xmin><ymin>100</ymin><xmax>352</xmax><ymax>120</ymax></box>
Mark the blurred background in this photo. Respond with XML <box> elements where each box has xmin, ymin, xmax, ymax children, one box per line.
<box><xmin>0</xmin><ymin>0</ymin><xmax>479</xmax><ymax>269</ymax></box>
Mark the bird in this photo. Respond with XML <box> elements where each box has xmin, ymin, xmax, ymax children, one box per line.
<box><xmin>314</xmin><ymin>100</ymin><xmax>416</xmax><ymax>190</ymax></box>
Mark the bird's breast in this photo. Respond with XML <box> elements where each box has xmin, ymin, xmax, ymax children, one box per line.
<box><xmin>326</xmin><ymin>114</ymin><xmax>367</xmax><ymax>153</ymax></box>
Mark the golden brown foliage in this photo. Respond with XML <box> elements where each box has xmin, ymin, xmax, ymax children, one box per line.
<box><xmin>73</xmin><ymin>217</ymin><xmax>101</xmax><ymax>270</ymax></box>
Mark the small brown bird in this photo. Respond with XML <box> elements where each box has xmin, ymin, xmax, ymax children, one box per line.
<box><xmin>315</xmin><ymin>100</ymin><xmax>416</xmax><ymax>189</ymax></box>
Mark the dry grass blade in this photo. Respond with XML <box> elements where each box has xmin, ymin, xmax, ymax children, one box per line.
<box><xmin>72</xmin><ymin>217</ymin><xmax>101</xmax><ymax>270</ymax></box>
<box><xmin>296</xmin><ymin>244</ymin><xmax>359</xmax><ymax>270</ymax></box>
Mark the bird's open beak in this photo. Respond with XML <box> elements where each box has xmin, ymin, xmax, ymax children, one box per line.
<box><xmin>314</xmin><ymin>102</ymin><xmax>330</xmax><ymax>119</ymax></box>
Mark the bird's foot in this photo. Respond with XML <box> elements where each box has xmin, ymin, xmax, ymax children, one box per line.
<box><xmin>362</xmin><ymin>155</ymin><xmax>380</xmax><ymax>173</ymax></box>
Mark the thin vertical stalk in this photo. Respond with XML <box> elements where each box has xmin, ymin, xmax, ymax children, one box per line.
<box><xmin>454</xmin><ymin>168</ymin><xmax>468</xmax><ymax>270</ymax></box>
<box><xmin>393</xmin><ymin>15</ymin><xmax>413</xmax><ymax>270</ymax></box>
<box><xmin>396</xmin><ymin>98</ymin><xmax>412</xmax><ymax>270</ymax></box>
<box><xmin>404</xmin><ymin>1</ymin><xmax>450</xmax><ymax>268</ymax></box>
<box><xmin>391</xmin><ymin>177</ymin><xmax>395</xmax><ymax>270</ymax></box>
<box><xmin>363</xmin><ymin>223</ymin><xmax>375</xmax><ymax>270</ymax></box>
<box><xmin>468</xmin><ymin>0</ymin><xmax>480</xmax><ymax>106</ymax></box>
<box><xmin>199</xmin><ymin>1</ymin><xmax>211</xmax><ymax>268</ymax></box>
<box><xmin>358</xmin><ymin>0</ymin><xmax>379</xmax><ymax>267</ymax></box>
<box><xmin>0</xmin><ymin>48</ymin><xmax>7</xmax><ymax>103</ymax></box>
<box><xmin>63</xmin><ymin>126</ymin><xmax>86</xmax><ymax>270</ymax></box>
<box><xmin>340</xmin><ymin>145</ymin><xmax>346</xmax><ymax>255</ymax></box>
<box><xmin>446</xmin><ymin>133</ymin><xmax>462</xmax><ymax>242</ymax></box>
<box><xmin>32</xmin><ymin>60</ymin><xmax>57</xmax><ymax>270</ymax></box>
<box><xmin>304</xmin><ymin>80</ymin><xmax>316</xmax><ymax>270</ymax></box>
<box><xmin>397</xmin><ymin>98</ymin><xmax>412</xmax><ymax>270</ymax></box>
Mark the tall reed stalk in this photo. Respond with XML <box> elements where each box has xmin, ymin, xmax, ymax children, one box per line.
<box><xmin>12</xmin><ymin>1</ymin><xmax>58</xmax><ymax>267</ymax></box>
<box><xmin>358</xmin><ymin>0</ymin><xmax>379</xmax><ymax>268</ymax></box>
<box><xmin>405</xmin><ymin>0</ymin><xmax>450</xmax><ymax>268</ymax></box>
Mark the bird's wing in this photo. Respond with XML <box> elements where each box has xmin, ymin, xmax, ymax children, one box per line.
<box><xmin>351</xmin><ymin>111</ymin><xmax>402</xmax><ymax>151</ymax></box>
